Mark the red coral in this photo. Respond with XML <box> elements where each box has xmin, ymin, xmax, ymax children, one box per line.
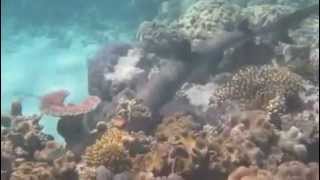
<box><xmin>40</xmin><ymin>90</ymin><xmax>101</xmax><ymax>117</ymax></box>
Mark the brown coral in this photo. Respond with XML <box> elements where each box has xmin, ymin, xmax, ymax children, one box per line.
<box><xmin>83</xmin><ymin>128</ymin><xmax>132</xmax><ymax>173</ymax></box>
<box><xmin>133</xmin><ymin>142</ymin><xmax>171</xmax><ymax>176</ymax></box>
<box><xmin>210</xmin><ymin>65</ymin><xmax>306</xmax><ymax>115</ymax></box>
<box><xmin>10</xmin><ymin>161</ymin><xmax>55</xmax><ymax>180</ymax></box>
<box><xmin>113</xmin><ymin>97</ymin><xmax>153</xmax><ymax>132</ymax></box>
<box><xmin>155</xmin><ymin>113</ymin><xmax>200</xmax><ymax>142</ymax></box>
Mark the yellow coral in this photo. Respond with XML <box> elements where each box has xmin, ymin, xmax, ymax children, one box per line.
<box><xmin>83</xmin><ymin>128</ymin><xmax>131</xmax><ymax>172</ymax></box>
<box><xmin>211</xmin><ymin>65</ymin><xmax>306</xmax><ymax>115</ymax></box>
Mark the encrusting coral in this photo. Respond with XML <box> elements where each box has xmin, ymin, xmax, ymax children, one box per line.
<box><xmin>210</xmin><ymin>64</ymin><xmax>306</xmax><ymax>115</ymax></box>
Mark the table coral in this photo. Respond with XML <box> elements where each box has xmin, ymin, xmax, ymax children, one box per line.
<box><xmin>210</xmin><ymin>65</ymin><xmax>306</xmax><ymax>115</ymax></box>
<box><xmin>40</xmin><ymin>89</ymin><xmax>101</xmax><ymax>117</ymax></box>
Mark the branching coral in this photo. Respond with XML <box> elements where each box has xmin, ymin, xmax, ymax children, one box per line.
<box><xmin>83</xmin><ymin>128</ymin><xmax>132</xmax><ymax>173</ymax></box>
<box><xmin>210</xmin><ymin>65</ymin><xmax>306</xmax><ymax>115</ymax></box>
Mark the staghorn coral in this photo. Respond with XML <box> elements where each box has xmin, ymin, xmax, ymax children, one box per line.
<box><xmin>210</xmin><ymin>65</ymin><xmax>306</xmax><ymax>115</ymax></box>
<box><xmin>83</xmin><ymin>128</ymin><xmax>132</xmax><ymax>173</ymax></box>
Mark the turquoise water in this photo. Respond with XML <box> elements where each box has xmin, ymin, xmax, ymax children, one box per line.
<box><xmin>1</xmin><ymin>1</ymin><xmax>141</xmax><ymax>141</ymax></box>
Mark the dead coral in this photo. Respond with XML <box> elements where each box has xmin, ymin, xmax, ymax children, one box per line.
<box><xmin>210</xmin><ymin>65</ymin><xmax>306</xmax><ymax>115</ymax></box>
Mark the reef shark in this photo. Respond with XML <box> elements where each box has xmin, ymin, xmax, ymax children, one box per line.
<box><xmin>137</xmin><ymin>4</ymin><xmax>319</xmax><ymax>113</ymax></box>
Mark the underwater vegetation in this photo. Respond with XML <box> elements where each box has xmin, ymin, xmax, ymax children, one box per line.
<box><xmin>1</xmin><ymin>0</ymin><xmax>320</xmax><ymax>180</ymax></box>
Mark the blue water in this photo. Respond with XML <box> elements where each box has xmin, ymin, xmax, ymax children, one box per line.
<box><xmin>1</xmin><ymin>1</ymin><xmax>144</xmax><ymax>141</ymax></box>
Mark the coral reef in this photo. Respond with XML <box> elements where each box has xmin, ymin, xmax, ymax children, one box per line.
<box><xmin>155</xmin><ymin>112</ymin><xmax>201</xmax><ymax>141</ymax></box>
<box><xmin>137</xmin><ymin>21</ymin><xmax>191</xmax><ymax>59</ymax></box>
<box><xmin>176</xmin><ymin>1</ymin><xmax>242</xmax><ymax>39</ymax></box>
<box><xmin>2</xmin><ymin>1</ymin><xmax>319</xmax><ymax>180</ymax></box>
<box><xmin>241</xmin><ymin>5</ymin><xmax>294</xmax><ymax>30</ymax></box>
<box><xmin>40</xmin><ymin>90</ymin><xmax>101</xmax><ymax>117</ymax></box>
<box><xmin>83</xmin><ymin>128</ymin><xmax>132</xmax><ymax>173</ymax></box>
<box><xmin>228</xmin><ymin>161</ymin><xmax>319</xmax><ymax>180</ymax></box>
<box><xmin>112</xmin><ymin>97</ymin><xmax>153</xmax><ymax>132</ymax></box>
<box><xmin>228</xmin><ymin>166</ymin><xmax>273</xmax><ymax>180</ymax></box>
<box><xmin>210</xmin><ymin>65</ymin><xmax>306</xmax><ymax>115</ymax></box>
